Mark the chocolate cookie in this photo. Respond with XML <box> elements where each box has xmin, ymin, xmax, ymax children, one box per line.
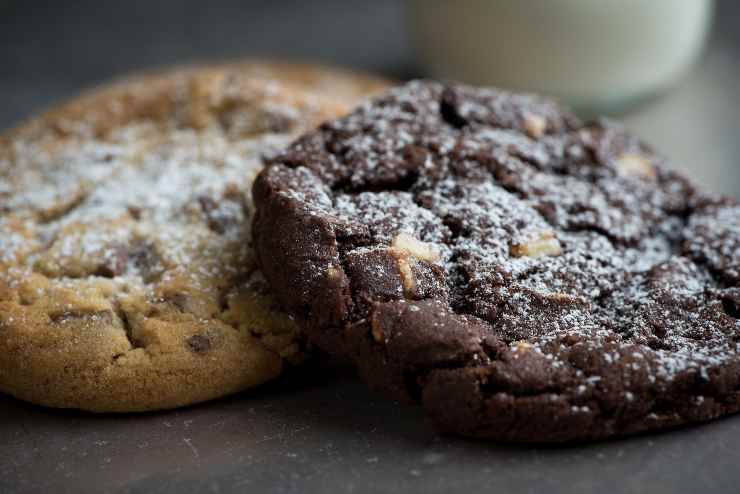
<box><xmin>253</xmin><ymin>81</ymin><xmax>740</xmax><ymax>442</ymax></box>
<box><xmin>0</xmin><ymin>62</ymin><xmax>387</xmax><ymax>412</ymax></box>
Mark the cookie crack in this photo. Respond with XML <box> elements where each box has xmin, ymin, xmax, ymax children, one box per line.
<box><xmin>406</xmin><ymin>357</ymin><xmax>482</xmax><ymax>402</ymax></box>
<box><xmin>317</xmin><ymin>126</ymin><xmax>711</xmax><ymax>361</ymax></box>
<box><xmin>36</xmin><ymin>190</ymin><xmax>89</xmax><ymax>224</ymax></box>
<box><xmin>112</xmin><ymin>300</ymin><xmax>143</xmax><ymax>350</ymax></box>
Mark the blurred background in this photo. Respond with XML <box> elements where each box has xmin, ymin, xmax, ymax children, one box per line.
<box><xmin>1</xmin><ymin>0</ymin><xmax>738</xmax><ymax>197</ymax></box>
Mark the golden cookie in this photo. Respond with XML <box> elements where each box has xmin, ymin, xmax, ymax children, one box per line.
<box><xmin>0</xmin><ymin>61</ymin><xmax>387</xmax><ymax>412</ymax></box>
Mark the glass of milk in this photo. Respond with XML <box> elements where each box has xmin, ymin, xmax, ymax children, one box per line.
<box><xmin>408</xmin><ymin>0</ymin><xmax>714</xmax><ymax>115</ymax></box>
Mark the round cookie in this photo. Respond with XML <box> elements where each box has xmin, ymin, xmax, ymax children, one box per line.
<box><xmin>253</xmin><ymin>80</ymin><xmax>740</xmax><ymax>442</ymax></box>
<box><xmin>0</xmin><ymin>61</ymin><xmax>387</xmax><ymax>412</ymax></box>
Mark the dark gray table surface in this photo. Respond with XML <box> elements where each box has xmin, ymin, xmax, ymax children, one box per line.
<box><xmin>2</xmin><ymin>1</ymin><xmax>740</xmax><ymax>493</ymax></box>
<box><xmin>3</xmin><ymin>362</ymin><xmax>740</xmax><ymax>494</ymax></box>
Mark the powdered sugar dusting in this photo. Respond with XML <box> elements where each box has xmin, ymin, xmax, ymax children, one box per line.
<box><xmin>0</xmin><ymin>70</ymin><xmax>344</xmax><ymax>318</ymax></box>
<box><xmin>264</xmin><ymin>79</ymin><xmax>740</xmax><ymax>407</ymax></box>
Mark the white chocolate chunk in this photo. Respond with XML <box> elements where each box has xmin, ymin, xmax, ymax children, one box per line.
<box><xmin>370</xmin><ymin>314</ymin><xmax>386</xmax><ymax>343</ymax></box>
<box><xmin>614</xmin><ymin>153</ymin><xmax>656</xmax><ymax>179</ymax></box>
<box><xmin>511</xmin><ymin>231</ymin><xmax>562</xmax><ymax>258</ymax></box>
<box><xmin>523</xmin><ymin>113</ymin><xmax>547</xmax><ymax>138</ymax></box>
<box><xmin>396</xmin><ymin>257</ymin><xmax>416</xmax><ymax>296</ymax></box>
<box><xmin>391</xmin><ymin>233</ymin><xmax>440</xmax><ymax>262</ymax></box>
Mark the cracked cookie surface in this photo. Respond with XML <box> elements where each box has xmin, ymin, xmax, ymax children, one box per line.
<box><xmin>0</xmin><ymin>61</ymin><xmax>387</xmax><ymax>412</ymax></box>
<box><xmin>253</xmin><ymin>80</ymin><xmax>740</xmax><ymax>442</ymax></box>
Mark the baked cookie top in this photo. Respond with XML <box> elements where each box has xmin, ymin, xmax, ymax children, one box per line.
<box><xmin>0</xmin><ymin>61</ymin><xmax>387</xmax><ymax>412</ymax></box>
<box><xmin>253</xmin><ymin>80</ymin><xmax>740</xmax><ymax>442</ymax></box>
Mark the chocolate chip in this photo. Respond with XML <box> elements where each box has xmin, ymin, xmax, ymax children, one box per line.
<box><xmin>198</xmin><ymin>195</ymin><xmax>218</xmax><ymax>214</ymax></box>
<box><xmin>222</xmin><ymin>183</ymin><xmax>242</xmax><ymax>201</ymax></box>
<box><xmin>262</xmin><ymin>110</ymin><xmax>295</xmax><ymax>133</ymax></box>
<box><xmin>129</xmin><ymin>241</ymin><xmax>163</xmax><ymax>283</ymax></box>
<box><xmin>165</xmin><ymin>292</ymin><xmax>189</xmax><ymax>312</ymax></box>
<box><xmin>439</xmin><ymin>87</ymin><xmax>467</xmax><ymax>128</ymax></box>
<box><xmin>186</xmin><ymin>334</ymin><xmax>212</xmax><ymax>353</ymax></box>
<box><xmin>722</xmin><ymin>296</ymin><xmax>740</xmax><ymax>319</ymax></box>
<box><xmin>198</xmin><ymin>194</ymin><xmax>241</xmax><ymax>234</ymax></box>
<box><xmin>95</xmin><ymin>245</ymin><xmax>129</xmax><ymax>278</ymax></box>
<box><xmin>402</xmin><ymin>144</ymin><xmax>429</xmax><ymax>169</ymax></box>
<box><xmin>400</xmin><ymin>101</ymin><xmax>417</xmax><ymax>114</ymax></box>
<box><xmin>127</xmin><ymin>205</ymin><xmax>142</xmax><ymax>220</ymax></box>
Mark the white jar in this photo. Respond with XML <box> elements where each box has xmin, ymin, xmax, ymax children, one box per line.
<box><xmin>409</xmin><ymin>0</ymin><xmax>714</xmax><ymax>115</ymax></box>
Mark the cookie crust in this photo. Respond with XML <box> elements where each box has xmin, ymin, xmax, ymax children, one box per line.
<box><xmin>0</xmin><ymin>61</ymin><xmax>387</xmax><ymax>412</ymax></box>
<box><xmin>254</xmin><ymin>81</ymin><xmax>740</xmax><ymax>442</ymax></box>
